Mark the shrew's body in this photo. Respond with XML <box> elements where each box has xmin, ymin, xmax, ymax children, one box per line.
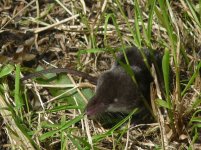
<box><xmin>86</xmin><ymin>47</ymin><xmax>163</xmax><ymax>123</ymax></box>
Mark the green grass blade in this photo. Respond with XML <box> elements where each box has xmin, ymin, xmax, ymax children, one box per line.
<box><xmin>182</xmin><ymin>60</ymin><xmax>201</xmax><ymax>96</ymax></box>
<box><xmin>115</xmin><ymin>0</ymin><xmax>139</xmax><ymax>46</ymax></box>
<box><xmin>147</xmin><ymin>0</ymin><xmax>156</xmax><ymax>45</ymax></box>
<box><xmin>39</xmin><ymin>114</ymin><xmax>84</xmax><ymax>141</ymax></box>
<box><xmin>92</xmin><ymin>108</ymin><xmax>138</xmax><ymax>142</ymax></box>
<box><xmin>162</xmin><ymin>49</ymin><xmax>170</xmax><ymax>105</ymax></box>
<box><xmin>185</xmin><ymin>0</ymin><xmax>201</xmax><ymax>27</ymax></box>
<box><xmin>156</xmin><ymin>99</ymin><xmax>171</xmax><ymax>109</ymax></box>
<box><xmin>15</xmin><ymin>64</ymin><xmax>22</xmax><ymax>109</ymax></box>
<box><xmin>0</xmin><ymin>64</ymin><xmax>14</xmax><ymax>78</ymax></box>
<box><xmin>133</xmin><ymin>0</ymin><xmax>142</xmax><ymax>47</ymax></box>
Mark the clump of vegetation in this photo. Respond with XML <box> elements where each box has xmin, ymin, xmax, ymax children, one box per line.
<box><xmin>0</xmin><ymin>0</ymin><xmax>200</xmax><ymax>149</ymax></box>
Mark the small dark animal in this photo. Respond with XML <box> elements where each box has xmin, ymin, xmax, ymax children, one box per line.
<box><xmin>22</xmin><ymin>46</ymin><xmax>163</xmax><ymax>124</ymax></box>
<box><xmin>85</xmin><ymin>47</ymin><xmax>163</xmax><ymax>122</ymax></box>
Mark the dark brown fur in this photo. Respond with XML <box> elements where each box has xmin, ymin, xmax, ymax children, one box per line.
<box><xmin>85</xmin><ymin>47</ymin><xmax>163</xmax><ymax>121</ymax></box>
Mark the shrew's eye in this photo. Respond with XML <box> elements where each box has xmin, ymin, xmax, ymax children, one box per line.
<box><xmin>114</xmin><ymin>98</ymin><xmax>118</xmax><ymax>102</ymax></box>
